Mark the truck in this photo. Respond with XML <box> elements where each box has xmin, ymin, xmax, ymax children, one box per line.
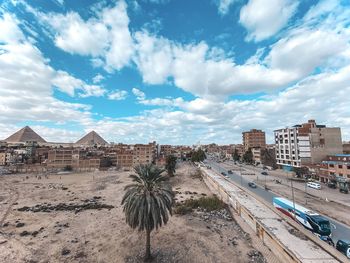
<box><xmin>273</xmin><ymin>197</ymin><xmax>333</xmax><ymax>244</ymax></box>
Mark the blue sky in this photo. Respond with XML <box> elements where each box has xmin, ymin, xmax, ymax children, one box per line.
<box><xmin>0</xmin><ymin>0</ymin><xmax>350</xmax><ymax>144</ymax></box>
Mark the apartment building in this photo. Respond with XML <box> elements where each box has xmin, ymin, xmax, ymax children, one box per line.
<box><xmin>343</xmin><ymin>142</ymin><xmax>350</xmax><ymax>154</ymax></box>
<box><xmin>274</xmin><ymin>120</ymin><xmax>342</xmax><ymax>168</ymax></box>
<box><xmin>319</xmin><ymin>154</ymin><xmax>350</xmax><ymax>183</ymax></box>
<box><xmin>242</xmin><ymin>129</ymin><xmax>266</xmax><ymax>152</ymax></box>
<box><xmin>132</xmin><ymin>142</ymin><xmax>157</xmax><ymax>166</ymax></box>
<box><xmin>252</xmin><ymin>148</ymin><xmax>262</xmax><ymax>164</ymax></box>
<box><xmin>47</xmin><ymin>149</ymin><xmax>100</xmax><ymax>170</ymax></box>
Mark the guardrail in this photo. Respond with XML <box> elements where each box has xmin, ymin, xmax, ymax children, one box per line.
<box><xmin>200</xmin><ymin>168</ymin><xmax>348</xmax><ymax>263</ymax></box>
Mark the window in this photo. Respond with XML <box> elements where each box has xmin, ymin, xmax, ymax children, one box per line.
<box><xmin>347</xmin><ymin>165</ymin><xmax>350</xmax><ymax>169</ymax></box>
<box><xmin>339</xmin><ymin>173</ymin><xmax>343</xmax><ymax>177</ymax></box>
<box><xmin>329</xmin><ymin>164</ymin><xmax>334</xmax><ymax>168</ymax></box>
<box><xmin>338</xmin><ymin>164</ymin><xmax>343</xmax><ymax>169</ymax></box>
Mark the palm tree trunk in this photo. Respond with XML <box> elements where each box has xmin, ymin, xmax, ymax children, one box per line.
<box><xmin>145</xmin><ymin>229</ymin><xmax>151</xmax><ymax>261</ymax></box>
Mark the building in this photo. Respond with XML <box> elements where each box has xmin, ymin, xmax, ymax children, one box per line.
<box><xmin>319</xmin><ymin>154</ymin><xmax>350</xmax><ymax>184</ymax></box>
<box><xmin>274</xmin><ymin>120</ymin><xmax>342</xmax><ymax>168</ymax></box>
<box><xmin>251</xmin><ymin>148</ymin><xmax>262</xmax><ymax>165</ymax></box>
<box><xmin>132</xmin><ymin>142</ymin><xmax>157</xmax><ymax>166</ymax></box>
<box><xmin>47</xmin><ymin>149</ymin><xmax>100</xmax><ymax>170</ymax></box>
<box><xmin>343</xmin><ymin>142</ymin><xmax>350</xmax><ymax>154</ymax></box>
<box><xmin>242</xmin><ymin>129</ymin><xmax>266</xmax><ymax>152</ymax></box>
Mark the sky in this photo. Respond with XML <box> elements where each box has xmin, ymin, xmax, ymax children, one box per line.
<box><xmin>0</xmin><ymin>0</ymin><xmax>350</xmax><ymax>145</ymax></box>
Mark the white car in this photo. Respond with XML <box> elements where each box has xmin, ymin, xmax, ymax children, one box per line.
<box><xmin>307</xmin><ymin>182</ymin><xmax>321</xmax><ymax>190</ymax></box>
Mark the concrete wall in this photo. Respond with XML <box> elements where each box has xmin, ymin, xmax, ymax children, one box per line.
<box><xmin>201</xmin><ymin>168</ymin><xmax>347</xmax><ymax>263</ymax></box>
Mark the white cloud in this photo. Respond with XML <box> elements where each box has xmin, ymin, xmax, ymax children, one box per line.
<box><xmin>239</xmin><ymin>0</ymin><xmax>299</xmax><ymax>42</ymax></box>
<box><xmin>133</xmin><ymin>31</ymin><xmax>173</xmax><ymax>84</ymax></box>
<box><xmin>52</xmin><ymin>70</ymin><xmax>106</xmax><ymax>97</ymax></box>
<box><xmin>29</xmin><ymin>0</ymin><xmax>133</xmax><ymax>71</ymax></box>
<box><xmin>217</xmin><ymin>0</ymin><xmax>236</xmax><ymax>16</ymax></box>
<box><xmin>108</xmin><ymin>90</ymin><xmax>128</xmax><ymax>100</ymax></box>
<box><xmin>0</xmin><ymin>13</ymin><xmax>25</xmax><ymax>43</ymax></box>
<box><xmin>266</xmin><ymin>29</ymin><xmax>348</xmax><ymax>76</ymax></box>
<box><xmin>132</xmin><ymin>88</ymin><xmax>146</xmax><ymax>100</ymax></box>
<box><xmin>92</xmin><ymin>73</ymin><xmax>105</xmax><ymax>83</ymax></box>
<box><xmin>0</xmin><ymin>13</ymin><xmax>92</xmax><ymax>127</ymax></box>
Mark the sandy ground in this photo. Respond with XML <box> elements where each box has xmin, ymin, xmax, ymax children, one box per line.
<box><xmin>221</xmin><ymin>162</ymin><xmax>350</xmax><ymax>227</ymax></box>
<box><xmin>0</xmin><ymin>162</ymin><xmax>272</xmax><ymax>263</ymax></box>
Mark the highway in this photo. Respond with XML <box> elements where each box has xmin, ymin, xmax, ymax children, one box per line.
<box><xmin>204</xmin><ymin>159</ymin><xmax>350</xmax><ymax>245</ymax></box>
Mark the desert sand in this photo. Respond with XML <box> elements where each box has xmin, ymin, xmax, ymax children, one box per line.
<box><xmin>0</xmin><ymin>162</ymin><xmax>272</xmax><ymax>263</ymax></box>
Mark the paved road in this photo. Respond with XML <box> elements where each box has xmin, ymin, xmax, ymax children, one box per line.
<box><xmin>204</xmin><ymin>160</ymin><xmax>350</xmax><ymax>245</ymax></box>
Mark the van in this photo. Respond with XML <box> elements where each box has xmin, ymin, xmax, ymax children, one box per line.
<box><xmin>307</xmin><ymin>182</ymin><xmax>321</xmax><ymax>190</ymax></box>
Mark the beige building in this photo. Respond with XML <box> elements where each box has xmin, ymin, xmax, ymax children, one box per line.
<box><xmin>274</xmin><ymin>120</ymin><xmax>343</xmax><ymax>168</ymax></box>
<box><xmin>319</xmin><ymin>154</ymin><xmax>350</xmax><ymax>183</ymax></box>
<box><xmin>242</xmin><ymin>129</ymin><xmax>266</xmax><ymax>152</ymax></box>
<box><xmin>47</xmin><ymin>149</ymin><xmax>100</xmax><ymax>170</ymax></box>
<box><xmin>133</xmin><ymin>142</ymin><xmax>157</xmax><ymax>166</ymax></box>
<box><xmin>252</xmin><ymin>148</ymin><xmax>262</xmax><ymax>164</ymax></box>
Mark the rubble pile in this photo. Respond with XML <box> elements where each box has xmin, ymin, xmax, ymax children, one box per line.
<box><xmin>247</xmin><ymin>250</ymin><xmax>266</xmax><ymax>263</ymax></box>
<box><xmin>17</xmin><ymin>197</ymin><xmax>114</xmax><ymax>214</ymax></box>
<box><xmin>197</xmin><ymin>208</ymin><xmax>233</xmax><ymax>221</ymax></box>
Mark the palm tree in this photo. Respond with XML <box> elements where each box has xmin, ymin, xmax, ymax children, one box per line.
<box><xmin>121</xmin><ymin>164</ymin><xmax>174</xmax><ymax>261</ymax></box>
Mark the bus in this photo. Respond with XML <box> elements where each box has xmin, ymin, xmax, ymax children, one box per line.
<box><xmin>273</xmin><ymin>197</ymin><xmax>332</xmax><ymax>238</ymax></box>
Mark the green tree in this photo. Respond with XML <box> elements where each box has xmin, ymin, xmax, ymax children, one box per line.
<box><xmin>242</xmin><ymin>148</ymin><xmax>253</xmax><ymax>164</ymax></box>
<box><xmin>293</xmin><ymin>166</ymin><xmax>309</xmax><ymax>178</ymax></box>
<box><xmin>232</xmin><ymin>148</ymin><xmax>240</xmax><ymax>162</ymax></box>
<box><xmin>121</xmin><ymin>164</ymin><xmax>174</xmax><ymax>261</ymax></box>
<box><xmin>191</xmin><ymin>149</ymin><xmax>206</xmax><ymax>162</ymax></box>
<box><xmin>165</xmin><ymin>155</ymin><xmax>177</xmax><ymax>177</ymax></box>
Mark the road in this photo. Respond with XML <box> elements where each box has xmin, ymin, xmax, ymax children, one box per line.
<box><xmin>204</xmin><ymin>159</ymin><xmax>350</xmax><ymax>245</ymax></box>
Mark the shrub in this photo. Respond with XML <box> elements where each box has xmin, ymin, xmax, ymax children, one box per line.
<box><xmin>174</xmin><ymin>195</ymin><xmax>225</xmax><ymax>215</ymax></box>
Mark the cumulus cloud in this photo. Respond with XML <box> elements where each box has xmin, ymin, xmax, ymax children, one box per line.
<box><xmin>29</xmin><ymin>0</ymin><xmax>133</xmax><ymax>71</ymax></box>
<box><xmin>52</xmin><ymin>70</ymin><xmax>106</xmax><ymax>97</ymax></box>
<box><xmin>0</xmin><ymin>13</ymin><xmax>92</xmax><ymax>127</ymax></box>
<box><xmin>133</xmin><ymin>31</ymin><xmax>173</xmax><ymax>84</ymax></box>
<box><xmin>108</xmin><ymin>90</ymin><xmax>128</xmax><ymax>100</ymax></box>
<box><xmin>239</xmin><ymin>0</ymin><xmax>299</xmax><ymax>42</ymax></box>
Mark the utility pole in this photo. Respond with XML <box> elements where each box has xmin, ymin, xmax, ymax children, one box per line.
<box><xmin>291</xmin><ymin>176</ymin><xmax>296</xmax><ymax>219</ymax></box>
<box><xmin>240</xmin><ymin>165</ymin><xmax>243</xmax><ymax>186</ymax></box>
<box><xmin>304</xmin><ymin>174</ymin><xmax>308</xmax><ymax>205</ymax></box>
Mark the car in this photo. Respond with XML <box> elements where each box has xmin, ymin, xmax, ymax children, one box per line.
<box><xmin>307</xmin><ymin>182</ymin><xmax>321</xmax><ymax>190</ymax></box>
<box><xmin>248</xmin><ymin>182</ymin><xmax>257</xmax><ymax>188</ymax></box>
<box><xmin>327</xmin><ymin>182</ymin><xmax>337</xmax><ymax>189</ymax></box>
<box><xmin>320</xmin><ymin>236</ymin><xmax>334</xmax><ymax>246</ymax></box>
<box><xmin>221</xmin><ymin>172</ymin><xmax>227</xmax><ymax>176</ymax></box>
<box><xmin>336</xmin><ymin>239</ymin><xmax>350</xmax><ymax>259</ymax></box>
<box><xmin>340</xmin><ymin>188</ymin><xmax>349</xmax><ymax>194</ymax></box>
<box><xmin>228</xmin><ymin>170</ymin><xmax>233</xmax><ymax>174</ymax></box>
<box><xmin>261</xmin><ymin>171</ymin><xmax>268</xmax><ymax>176</ymax></box>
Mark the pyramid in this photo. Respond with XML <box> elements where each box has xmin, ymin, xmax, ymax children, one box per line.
<box><xmin>75</xmin><ymin>131</ymin><xmax>107</xmax><ymax>145</ymax></box>
<box><xmin>5</xmin><ymin>126</ymin><xmax>46</xmax><ymax>143</ymax></box>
